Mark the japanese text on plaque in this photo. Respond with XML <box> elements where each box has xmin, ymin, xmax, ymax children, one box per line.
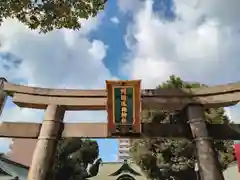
<box><xmin>121</xmin><ymin>88</ymin><xmax>127</xmax><ymax>124</ymax></box>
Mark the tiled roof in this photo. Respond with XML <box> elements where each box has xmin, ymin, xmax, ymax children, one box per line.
<box><xmin>0</xmin><ymin>154</ymin><xmax>28</xmax><ymax>180</ymax></box>
<box><xmin>89</xmin><ymin>161</ymin><xmax>147</xmax><ymax>180</ymax></box>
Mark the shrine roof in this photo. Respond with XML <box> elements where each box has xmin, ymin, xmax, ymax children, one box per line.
<box><xmin>89</xmin><ymin>160</ymin><xmax>147</xmax><ymax>180</ymax></box>
<box><xmin>0</xmin><ymin>154</ymin><xmax>28</xmax><ymax>180</ymax></box>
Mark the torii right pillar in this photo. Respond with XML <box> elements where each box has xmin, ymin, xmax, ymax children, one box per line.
<box><xmin>186</xmin><ymin>104</ymin><xmax>224</xmax><ymax>180</ymax></box>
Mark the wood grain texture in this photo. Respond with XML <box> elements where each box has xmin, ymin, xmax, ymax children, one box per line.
<box><xmin>5</xmin><ymin>81</ymin><xmax>240</xmax><ymax>97</ymax></box>
<box><xmin>11</xmin><ymin>91</ymin><xmax>240</xmax><ymax>110</ymax></box>
<box><xmin>2</xmin><ymin>81</ymin><xmax>240</xmax><ymax>110</ymax></box>
<box><xmin>106</xmin><ymin>80</ymin><xmax>114</xmax><ymax>136</ymax></box>
<box><xmin>0</xmin><ymin>122</ymin><xmax>239</xmax><ymax>140</ymax></box>
<box><xmin>27</xmin><ymin>105</ymin><xmax>65</xmax><ymax>180</ymax></box>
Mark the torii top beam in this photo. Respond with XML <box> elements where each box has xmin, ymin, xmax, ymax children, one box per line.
<box><xmin>2</xmin><ymin>81</ymin><xmax>240</xmax><ymax>110</ymax></box>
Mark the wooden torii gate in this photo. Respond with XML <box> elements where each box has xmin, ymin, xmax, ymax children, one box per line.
<box><xmin>0</xmin><ymin>78</ymin><xmax>240</xmax><ymax>180</ymax></box>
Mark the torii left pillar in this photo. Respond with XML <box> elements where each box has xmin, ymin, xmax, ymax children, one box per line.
<box><xmin>0</xmin><ymin>78</ymin><xmax>7</xmax><ymax>116</ymax></box>
<box><xmin>27</xmin><ymin>105</ymin><xmax>65</xmax><ymax>180</ymax></box>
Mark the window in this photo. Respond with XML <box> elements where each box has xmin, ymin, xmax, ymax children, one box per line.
<box><xmin>119</xmin><ymin>150</ymin><xmax>129</xmax><ymax>154</ymax></box>
<box><xmin>119</xmin><ymin>156</ymin><xmax>130</xmax><ymax>159</ymax></box>
<box><xmin>120</xmin><ymin>145</ymin><xmax>129</xmax><ymax>149</ymax></box>
<box><xmin>120</xmin><ymin>140</ymin><xmax>130</xmax><ymax>144</ymax></box>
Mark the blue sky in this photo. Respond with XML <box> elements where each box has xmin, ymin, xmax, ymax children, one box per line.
<box><xmin>88</xmin><ymin>1</ymin><xmax>130</xmax><ymax>78</ymax></box>
<box><xmin>0</xmin><ymin>0</ymin><xmax>139</xmax><ymax>162</ymax></box>
<box><xmin>89</xmin><ymin>0</ymin><xmax>175</xmax><ymax>161</ymax></box>
<box><xmin>1</xmin><ymin>0</ymin><xmax>240</xmax><ymax>163</ymax></box>
<box><xmin>0</xmin><ymin>0</ymin><xmax>177</xmax><ymax>162</ymax></box>
<box><xmin>84</xmin><ymin>1</ymin><xmax>134</xmax><ymax>162</ymax></box>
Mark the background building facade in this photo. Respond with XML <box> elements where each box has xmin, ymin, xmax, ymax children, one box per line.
<box><xmin>118</xmin><ymin>139</ymin><xmax>131</xmax><ymax>162</ymax></box>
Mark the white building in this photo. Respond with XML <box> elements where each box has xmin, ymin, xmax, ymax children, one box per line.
<box><xmin>223</xmin><ymin>161</ymin><xmax>240</xmax><ymax>180</ymax></box>
<box><xmin>118</xmin><ymin>139</ymin><xmax>131</xmax><ymax>162</ymax></box>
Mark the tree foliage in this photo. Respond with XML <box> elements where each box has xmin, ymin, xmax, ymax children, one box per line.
<box><xmin>48</xmin><ymin>138</ymin><xmax>99</xmax><ymax>180</ymax></box>
<box><xmin>0</xmin><ymin>0</ymin><xmax>107</xmax><ymax>33</ymax></box>
<box><xmin>130</xmin><ymin>75</ymin><xmax>235</xmax><ymax>180</ymax></box>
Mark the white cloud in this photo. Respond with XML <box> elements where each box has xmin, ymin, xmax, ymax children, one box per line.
<box><xmin>0</xmin><ymin>18</ymin><xmax>115</xmax><ymax>88</ymax></box>
<box><xmin>117</xmin><ymin>0</ymin><xmax>144</xmax><ymax>14</ymax></box>
<box><xmin>120</xmin><ymin>0</ymin><xmax>240</xmax><ymax>121</ymax></box>
<box><xmin>110</xmin><ymin>17</ymin><xmax>120</xmax><ymax>25</ymax></box>
<box><xmin>1</xmin><ymin>103</ymin><xmax>44</xmax><ymax>123</ymax></box>
<box><xmin>89</xmin><ymin>40</ymin><xmax>108</xmax><ymax>61</ymax></box>
<box><xmin>225</xmin><ymin>107</ymin><xmax>240</xmax><ymax>124</ymax></box>
<box><xmin>0</xmin><ymin>13</ymin><xmax>115</xmax><ymax>153</ymax></box>
<box><xmin>0</xmin><ymin>138</ymin><xmax>12</xmax><ymax>152</ymax></box>
<box><xmin>120</xmin><ymin>0</ymin><xmax>240</xmax><ymax>87</ymax></box>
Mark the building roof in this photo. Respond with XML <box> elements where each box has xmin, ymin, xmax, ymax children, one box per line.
<box><xmin>0</xmin><ymin>154</ymin><xmax>28</xmax><ymax>180</ymax></box>
<box><xmin>89</xmin><ymin>160</ymin><xmax>146</xmax><ymax>180</ymax></box>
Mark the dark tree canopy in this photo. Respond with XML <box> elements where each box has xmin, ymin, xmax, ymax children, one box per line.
<box><xmin>130</xmin><ymin>75</ymin><xmax>235</xmax><ymax>180</ymax></box>
<box><xmin>0</xmin><ymin>0</ymin><xmax>107</xmax><ymax>33</ymax></box>
<box><xmin>48</xmin><ymin>138</ymin><xmax>100</xmax><ymax>180</ymax></box>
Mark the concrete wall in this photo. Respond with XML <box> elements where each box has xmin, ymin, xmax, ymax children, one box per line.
<box><xmin>223</xmin><ymin>162</ymin><xmax>240</xmax><ymax>180</ymax></box>
<box><xmin>7</xmin><ymin>139</ymin><xmax>36</xmax><ymax>167</ymax></box>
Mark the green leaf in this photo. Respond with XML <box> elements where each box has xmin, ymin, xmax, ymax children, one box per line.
<box><xmin>48</xmin><ymin>138</ymin><xmax>99</xmax><ymax>180</ymax></box>
<box><xmin>0</xmin><ymin>0</ymin><xmax>108</xmax><ymax>33</ymax></box>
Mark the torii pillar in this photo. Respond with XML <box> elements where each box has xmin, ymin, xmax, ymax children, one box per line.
<box><xmin>27</xmin><ymin>105</ymin><xmax>65</xmax><ymax>180</ymax></box>
<box><xmin>0</xmin><ymin>78</ymin><xmax>7</xmax><ymax>116</ymax></box>
<box><xmin>186</xmin><ymin>104</ymin><xmax>224</xmax><ymax>180</ymax></box>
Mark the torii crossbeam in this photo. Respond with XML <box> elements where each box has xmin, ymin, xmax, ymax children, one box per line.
<box><xmin>1</xmin><ymin>78</ymin><xmax>240</xmax><ymax>180</ymax></box>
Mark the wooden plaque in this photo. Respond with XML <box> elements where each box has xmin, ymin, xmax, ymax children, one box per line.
<box><xmin>106</xmin><ymin>80</ymin><xmax>141</xmax><ymax>137</ymax></box>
